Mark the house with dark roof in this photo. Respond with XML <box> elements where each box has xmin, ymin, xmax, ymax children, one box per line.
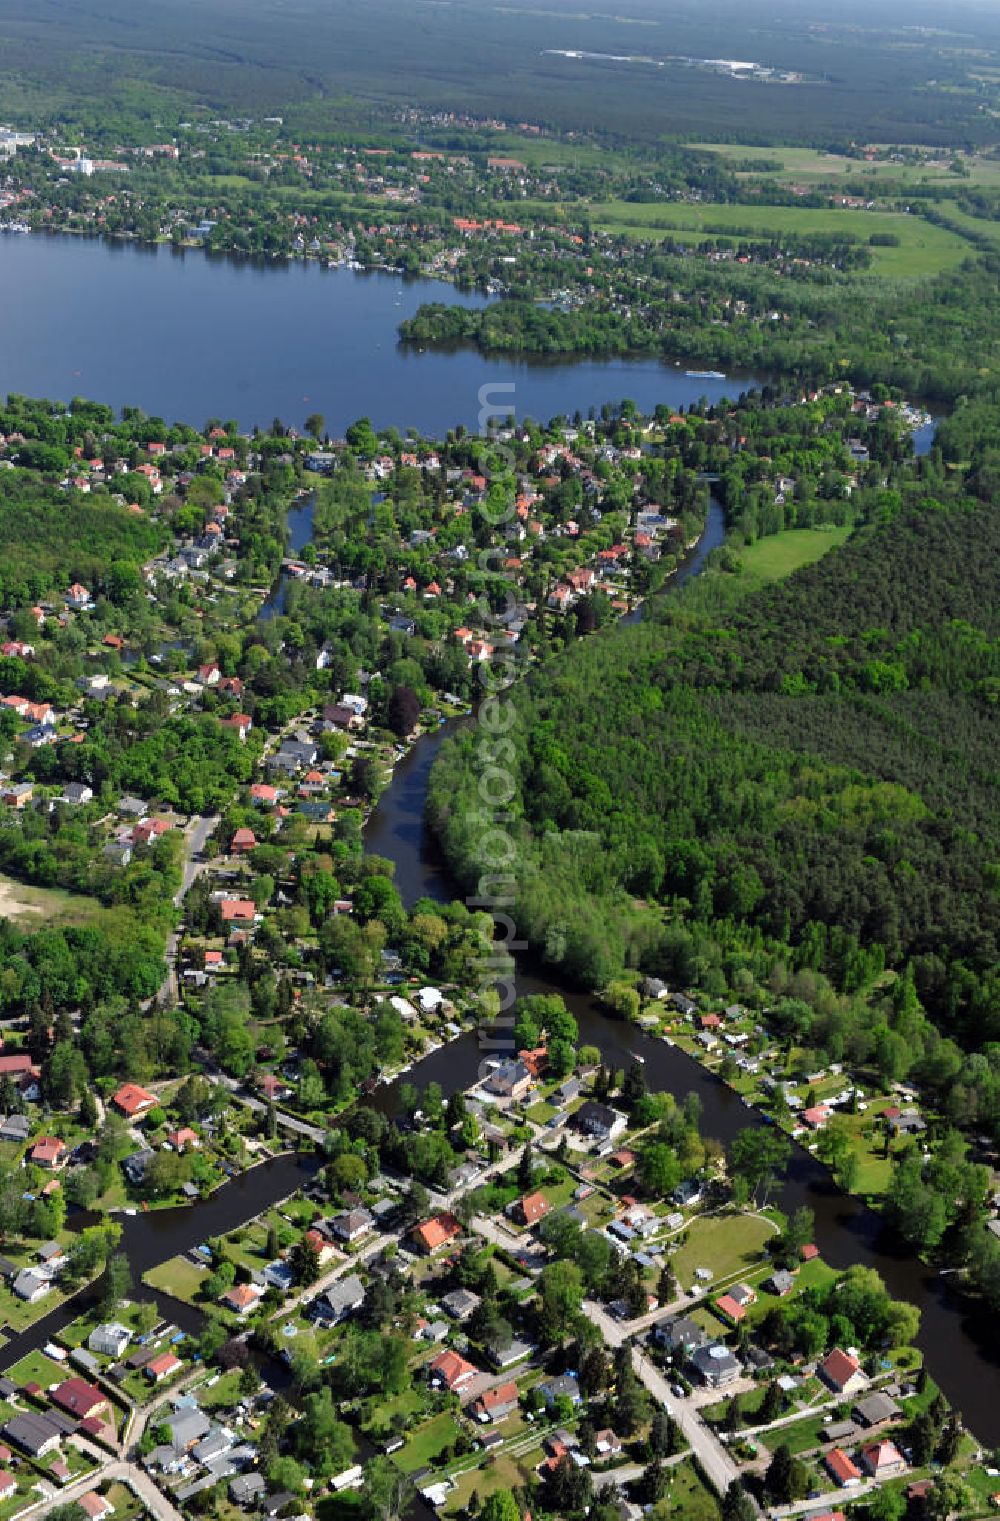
<box><xmin>308</xmin><ymin>1274</ymin><xmax>365</xmax><ymax>1326</ymax></box>
<box><xmin>853</xmin><ymin>1392</ymin><xmax>901</xmax><ymax>1428</ymax></box>
<box><xmin>689</xmin><ymin>1344</ymin><xmax>741</xmax><ymax>1388</ymax></box>
<box><xmin>4</xmin><ymin>1412</ymin><xmax>63</xmax><ymax>1456</ymax></box>
<box><xmin>653</xmin><ymin>1316</ymin><xmax>708</xmax><ymax>1356</ymax></box>
<box><xmin>572</xmin><ymin>1101</ymin><xmax>628</xmax><ymax>1143</ymax></box>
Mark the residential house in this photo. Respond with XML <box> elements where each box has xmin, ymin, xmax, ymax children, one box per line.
<box><xmin>766</xmin><ymin>1269</ymin><xmax>796</xmax><ymax>1297</ymax></box>
<box><xmin>689</xmin><ymin>1345</ymin><xmax>742</xmax><ymax>1388</ymax></box>
<box><xmin>412</xmin><ymin>1213</ymin><xmax>462</xmax><ymax>1254</ymax></box>
<box><xmin>88</xmin><ymin>1324</ymin><xmax>131</xmax><ymax>1359</ymax></box>
<box><xmin>65</xmin><ymin>583</ymin><xmax>92</xmax><ymax>610</ymax></box>
<box><xmin>470</xmin><ymin>1381</ymin><xmax>519</xmax><ymax>1424</ymax></box>
<box><xmin>13</xmin><ymin>1269</ymin><xmax>49</xmax><ymax>1302</ymax></box>
<box><xmin>332</xmin><ymin>1207</ymin><xmax>374</xmax><ymax>1243</ymax></box>
<box><xmin>220</xmin><ymin>898</ymin><xmax>257</xmax><ymax>926</ymax></box>
<box><xmin>861</xmin><ymin>1441</ymin><xmax>906</xmax><ymax>1479</ymax></box>
<box><xmin>122</xmin><ymin>1148</ymin><xmax>156</xmax><ymax>1186</ymax></box>
<box><xmin>145</xmin><ymin>1353</ymin><xmax>182</xmax><ymax>1383</ymax></box>
<box><xmin>510</xmin><ymin>1191</ymin><xmax>550</xmax><ymax>1228</ymax></box>
<box><xmin>263</xmin><ymin>1261</ymin><xmax>295</xmax><ymax>1293</ymax></box>
<box><xmin>818</xmin><ymin>1348</ymin><xmax>868</xmax><ymax>1396</ymax></box>
<box><xmin>715</xmin><ymin>1293</ymin><xmax>748</xmax><ymax>1326</ymax></box>
<box><xmin>441</xmin><ymin>1289</ymin><xmax>481</xmax><ymax>1322</ymax></box>
<box><xmin>29</xmin><ymin>1136</ymin><xmax>66</xmax><ymax>1169</ymax></box>
<box><xmin>654</xmin><ymin>1316</ymin><xmax>709</xmax><ymax>1357</ymax></box>
<box><xmin>51</xmin><ymin>1378</ymin><xmax>107</xmax><ymax>1420</ymax></box>
<box><xmin>572</xmin><ymin>1101</ymin><xmax>628</xmax><ymax>1144</ymax></box>
<box><xmin>222</xmin><ymin>715</ymin><xmax>253</xmax><ymax>743</ymax></box>
<box><xmin>594</xmin><ymin>1430</ymin><xmax>623</xmax><ymax>1458</ymax></box>
<box><xmin>221</xmin><ymin>1283</ymin><xmax>264</xmax><ymax>1317</ymax></box>
<box><xmin>230</xmin><ymin>1475</ymin><xmax>266</xmax><ymax>1507</ymax></box>
<box><xmin>483</xmin><ymin>1059</ymin><xmax>533</xmax><ymax>1102</ymax></box>
<box><xmin>428</xmin><ymin>1350</ymin><xmax>479</xmax><ymax>1393</ymax></box>
<box><xmin>3</xmin><ymin>1411</ymin><xmax>62</xmax><ymax>1457</ymax></box>
<box><xmin>538</xmin><ymin>1374</ymin><xmax>582</xmax><ymax>1408</ymax></box>
<box><xmin>853</xmin><ymin>1393</ymin><xmax>901</xmax><ymax>1428</ymax></box>
<box><xmin>825</xmin><ymin>1449</ymin><xmax>862</xmax><ymax>1488</ymax></box>
<box><xmin>111</xmin><ymin>1082</ymin><xmax>157</xmax><ymax>1119</ymax></box>
<box><xmin>308</xmin><ymin>1274</ymin><xmax>365</xmax><ymax>1326</ymax></box>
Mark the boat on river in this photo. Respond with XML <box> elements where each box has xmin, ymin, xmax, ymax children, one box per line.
<box><xmin>685</xmin><ymin>368</ymin><xmax>726</xmax><ymax>379</ymax></box>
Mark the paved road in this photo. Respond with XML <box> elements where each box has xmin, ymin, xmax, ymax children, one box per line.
<box><xmin>154</xmin><ymin>813</ymin><xmax>221</xmax><ymax>1005</ymax></box>
<box><xmin>174</xmin><ymin>814</ymin><xmax>220</xmax><ymax>906</ymax></box>
<box><xmin>583</xmin><ymin>1298</ymin><xmax>744</xmax><ymax>1498</ymax></box>
<box><xmin>21</xmin><ymin>1461</ymin><xmax>186</xmax><ymax>1521</ymax></box>
<box><xmin>207</xmin><ymin>1070</ymin><xmax>327</xmax><ymax>1144</ymax></box>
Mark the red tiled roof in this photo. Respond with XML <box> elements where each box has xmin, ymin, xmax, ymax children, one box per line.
<box><xmin>111</xmin><ymin>1082</ymin><xmax>156</xmax><ymax>1117</ymax></box>
<box><xmin>825</xmin><ymin>1448</ymin><xmax>861</xmax><ymax>1486</ymax></box>
<box><xmin>820</xmin><ymin>1347</ymin><xmax>861</xmax><ymax>1390</ymax></box>
<box><xmin>413</xmin><ymin>1212</ymin><xmax>462</xmax><ymax>1252</ymax></box>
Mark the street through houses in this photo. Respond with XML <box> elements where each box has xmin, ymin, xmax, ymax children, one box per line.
<box><xmin>583</xmin><ymin>1299</ymin><xmax>745</xmax><ymax>1497</ymax></box>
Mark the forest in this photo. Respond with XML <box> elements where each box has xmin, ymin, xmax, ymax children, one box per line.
<box><xmin>400</xmin><ymin>251</ymin><xmax>1000</xmax><ymax>404</ymax></box>
<box><xmin>428</xmin><ymin>401</ymin><xmax>1000</xmax><ymax>1057</ymax></box>
<box><xmin>0</xmin><ymin>0</ymin><xmax>999</xmax><ymax>147</ymax></box>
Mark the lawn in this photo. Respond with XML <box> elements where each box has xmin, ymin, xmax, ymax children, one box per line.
<box><xmin>0</xmin><ymin>872</ymin><xmax>106</xmax><ymax>927</ymax></box>
<box><xmin>7</xmin><ymin>1347</ymin><xmax>68</xmax><ymax>1390</ymax></box>
<box><xmin>758</xmin><ymin>1410</ymin><xmax>838</xmax><ymax>1455</ymax></box>
<box><xmin>670</xmin><ymin>1212</ymin><xmax>777</xmax><ymax>1290</ymax></box>
<box><xmin>143</xmin><ymin>1254</ymin><xmax>209</xmax><ymax>1305</ymax></box>
<box><xmin>0</xmin><ymin>1275</ymin><xmax>77</xmax><ymax>1336</ymax></box>
<box><xmin>691</xmin><ymin>143</ymin><xmax>1000</xmax><ymax>194</ymax></box>
<box><xmin>733</xmin><ymin>526</ymin><xmax>853</xmax><ymax>586</ymax></box>
<box><xmin>444</xmin><ymin>1447</ymin><xmax>548</xmax><ymax>1515</ymax></box>
<box><xmin>539</xmin><ymin>198</ymin><xmax>975</xmax><ymax>279</ymax></box>
<box><xmin>197</xmin><ymin>1368</ymin><xmax>244</xmax><ymax>1409</ymax></box>
<box><xmin>659</xmin><ymin>1455</ymin><xmax>721</xmax><ymax>1521</ymax></box>
<box><xmin>396</xmin><ymin>1411</ymin><xmax>458</xmax><ymax>1473</ymax></box>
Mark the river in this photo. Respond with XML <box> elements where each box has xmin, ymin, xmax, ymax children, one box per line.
<box><xmin>0</xmin><ymin>233</ymin><xmax>761</xmax><ymax>435</ymax></box>
<box><xmin>360</xmin><ymin>498</ymin><xmax>1000</xmax><ymax>1443</ymax></box>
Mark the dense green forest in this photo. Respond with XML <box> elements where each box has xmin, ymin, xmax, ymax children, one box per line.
<box><xmin>401</xmin><ymin>253</ymin><xmax>1000</xmax><ymax>403</ymax></box>
<box><xmin>428</xmin><ymin>401</ymin><xmax>1000</xmax><ymax>1054</ymax></box>
<box><xmin>0</xmin><ymin>472</ymin><xmax>164</xmax><ymax>606</ymax></box>
<box><xmin>1</xmin><ymin>0</ymin><xmax>999</xmax><ymax>147</ymax></box>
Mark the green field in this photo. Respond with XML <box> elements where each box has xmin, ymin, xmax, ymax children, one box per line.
<box><xmin>144</xmin><ymin>1255</ymin><xmax>210</xmax><ymax>1305</ymax></box>
<box><xmin>670</xmin><ymin>1211</ymin><xmax>777</xmax><ymax>1288</ymax></box>
<box><xmin>581</xmin><ymin>200</ymin><xmax>973</xmax><ymax>278</ymax></box>
<box><xmin>690</xmin><ymin>143</ymin><xmax>1000</xmax><ymax>186</ymax></box>
<box><xmin>734</xmin><ymin>526</ymin><xmax>853</xmax><ymax>586</ymax></box>
<box><xmin>0</xmin><ymin>872</ymin><xmax>107</xmax><ymax>927</ymax></box>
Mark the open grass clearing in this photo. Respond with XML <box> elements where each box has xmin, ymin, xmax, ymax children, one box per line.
<box><xmin>670</xmin><ymin>1210</ymin><xmax>777</xmax><ymax>1289</ymax></box>
<box><xmin>143</xmin><ymin>1254</ymin><xmax>209</xmax><ymax>1306</ymax></box>
<box><xmin>396</xmin><ymin>1411</ymin><xmax>458</xmax><ymax>1472</ymax></box>
<box><xmin>733</xmin><ymin>525</ymin><xmax>854</xmax><ymax>587</ymax></box>
<box><xmin>583</xmin><ymin>200</ymin><xmax>973</xmax><ymax>278</ymax></box>
<box><xmin>0</xmin><ymin>873</ymin><xmax>107</xmax><ymax>927</ymax></box>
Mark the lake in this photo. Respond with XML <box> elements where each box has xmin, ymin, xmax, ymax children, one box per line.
<box><xmin>0</xmin><ymin>232</ymin><xmax>761</xmax><ymax>433</ymax></box>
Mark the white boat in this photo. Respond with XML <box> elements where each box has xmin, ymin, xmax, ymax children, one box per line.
<box><xmin>685</xmin><ymin>369</ymin><xmax>726</xmax><ymax>380</ymax></box>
